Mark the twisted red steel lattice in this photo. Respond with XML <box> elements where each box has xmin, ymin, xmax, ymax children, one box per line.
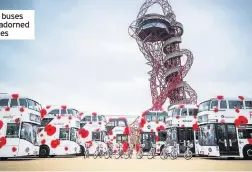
<box><xmin>128</xmin><ymin>0</ymin><xmax>197</xmax><ymax>110</ymax></box>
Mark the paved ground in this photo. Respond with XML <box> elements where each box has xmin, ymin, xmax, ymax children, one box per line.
<box><xmin>0</xmin><ymin>156</ymin><xmax>252</xmax><ymax>171</ymax></box>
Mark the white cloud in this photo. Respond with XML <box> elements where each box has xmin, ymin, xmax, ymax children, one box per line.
<box><xmin>1</xmin><ymin>0</ymin><xmax>251</xmax><ymax>116</ymax></box>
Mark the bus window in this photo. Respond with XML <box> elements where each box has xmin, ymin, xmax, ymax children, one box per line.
<box><xmin>228</xmin><ymin>100</ymin><xmax>244</xmax><ymax>109</ymax></box>
<box><xmin>59</xmin><ymin>128</ymin><xmax>69</xmax><ymax>140</ymax></box>
<box><xmin>0</xmin><ymin>98</ymin><xmax>9</xmax><ymax>107</ymax></box>
<box><xmin>48</xmin><ymin>109</ymin><xmax>60</xmax><ymax>116</ymax></box>
<box><xmin>245</xmin><ymin>101</ymin><xmax>252</xmax><ymax>109</ymax></box>
<box><xmin>92</xmin><ymin>132</ymin><xmax>100</xmax><ymax>141</ymax></box>
<box><xmin>70</xmin><ymin>128</ymin><xmax>77</xmax><ymax>142</ymax></box>
<box><xmin>238</xmin><ymin>129</ymin><xmax>252</xmax><ymax>139</ymax></box>
<box><xmin>118</xmin><ymin>120</ymin><xmax>126</xmax><ymax>127</ymax></box>
<box><xmin>10</xmin><ymin>99</ymin><xmax>18</xmax><ymax>107</ymax></box>
<box><xmin>181</xmin><ymin>108</ymin><xmax>187</xmax><ymax>116</ymax></box>
<box><xmin>82</xmin><ymin>116</ymin><xmax>91</xmax><ymax>122</ymax></box>
<box><xmin>172</xmin><ymin>108</ymin><xmax>180</xmax><ymax>117</ymax></box>
<box><xmin>210</xmin><ymin>100</ymin><xmax>218</xmax><ymax>109</ymax></box>
<box><xmin>19</xmin><ymin>99</ymin><xmax>28</xmax><ymax>108</ymax></box>
<box><xmin>145</xmin><ymin>112</ymin><xmax>156</xmax><ymax>121</ymax></box>
<box><xmin>27</xmin><ymin>99</ymin><xmax>35</xmax><ymax>111</ymax></box>
<box><xmin>188</xmin><ymin>109</ymin><xmax>198</xmax><ymax>116</ymax></box>
<box><xmin>116</xmin><ymin>134</ymin><xmax>128</xmax><ymax>143</ymax></box>
<box><xmin>92</xmin><ymin>116</ymin><xmax>97</xmax><ymax>122</ymax></box>
<box><xmin>220</xmin><ymin>100</ymin><xmax>227</xmax><ymax>109</ymax></box>
<box><xmin>40</xmin><ymin>118</ymin><xmax>54</xmax><ymax>127</ymax></box>
<box><xmin>157</xmin><ymin>112</ymin><xmax>168</xmax><ymax>121</ymax></box>
<box><xmin>20</xmin><ymin>123</ymin><xmax>33</xmax><ymax>143</ymax></box>
<box><xmin>158</xmin><ymin>132</ymin><xmax>167</xmax><ymax>141</ymax></box>
<box><xmin>178</xmin><ymin>128</ymin><xmax>186</xmax><ymax>141</ymax></box>
<box><xmin>98</xmin><ymin>115</ymin><xmax>103</xmax><ymax>122</ymax></box>
<box><xmin>61</xmin><ymin>109</ymin><xmax>67</xmax><ymax>115</ymax></box>
<box><xmin>67</xmin><ymin>109</ymin><xmax>73</xmax><ymax>115</ymax></box>
<box><xmin>6</xmin><ymin>123</ymin><xmax>19</xmax><ymax>138</ymax></box>
<box><xmin>199</xmin><ymin>101</ymin><xmax>210</xmax><ymax>112</ymax></box>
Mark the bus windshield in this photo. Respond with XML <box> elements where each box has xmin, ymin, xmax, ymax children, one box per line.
<box><xmin>145</xmin><ymin>112</ymin><xmax>156</xmax><ymax>121</ymax></box>
<box><xmin>199</xmin><ymin>100</ymin><xmax>210</xmax><ymax>112</ymax></box>
<box><xmin>0</xmin><ymin>98</ymin><xmax>9</xmax><ymax>107</ymax></box>
<box><xmin>20</xmin><ymin>123</ymin><xmax>39</xmax><ymax>145</ymax></box>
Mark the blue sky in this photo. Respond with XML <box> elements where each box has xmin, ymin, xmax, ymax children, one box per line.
<box><xmin>0</xmin><ymin>0</ymin><xmax>252</xmax><ymax>115</ymax></box>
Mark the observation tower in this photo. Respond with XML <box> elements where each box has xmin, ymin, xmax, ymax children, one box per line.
<box><xmin>128</xmin><ymin>0</ymin><xmax>197</xmax><ymax>110</ymax></box>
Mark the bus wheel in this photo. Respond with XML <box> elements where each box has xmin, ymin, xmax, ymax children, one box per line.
<box><xmin>243</xmin><ymin>145</ymin><xmax>252</xmax><ymax>160</ymax></box>
<box><xmin>39</xmin><ymin>146</ymin><xmax>49</xmax><ymax>158</ymax></box>
<box><xmin>0</xmin><ymin>158</ymin><xmax>8</xmax><ymax>161</ymax></box>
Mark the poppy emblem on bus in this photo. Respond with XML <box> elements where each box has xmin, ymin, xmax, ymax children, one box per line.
<box><xmin>147</xmin><ymin>125</ymin><xmax>151</xmax><ymax>129</ymax></box>
<box><xmin>221</xmin><ymin>115</ymin><xmax>224</xmax><ymax>118</ymax></box>
<box><xmin>208</xmin><ymin>147</ymin><xmax>212</xmax><ymax>152</ymax></box>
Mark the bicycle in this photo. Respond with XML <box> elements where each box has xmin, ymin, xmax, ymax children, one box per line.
<box><xmin>170</xmin><ymin>141</ymin><xmax>178</xmax><ymax>160</ymax></box>
<box><xmin>93</xmin><ymin>142</ymin><xmax>104</xmax><ymax>159</ymax></box>
<box><xmin>124</xmin><ymin>143</ymin><xmax>133</xmax><ymax>159</ymax></box>
<box><xmin>160</xmin><ymin>142</ymin><xmax>169</xmax><ymax>160</ymax></box>
<box><xmin>184</xmin><ymin>140</ymin><xmax>193</xmax><ymax>160</ymax></box>
<box><xmin>104</xmin><ymin>143</ymin><xmax>114</xmax><ymax>159</ymax></box>
<box><xmin>84</xmin><ymin>143</ymin><xmax>89</xmax><ymax>159</ymax></box>
<box><xmin>147</xmin><ymin>142</ymin><xmax>156</xmax><ymax>159</ymax></box>
<box><xmin>136</xmin><ymin>144</ymin><xmax>144</xmax><ymax>159</ymax></box>
<box><xmin>115</xmin><ymin>143</ymin><xmax>124</xmax><ymax>159</ymax></box>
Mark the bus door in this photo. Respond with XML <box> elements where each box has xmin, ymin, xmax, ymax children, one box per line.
<box><xmin>178</xmin><ymin>128</ymin><xmax>186</xmax><ymax>153</ymax></box>
<box><xmin>186</xmin><ymin>128</ymin><xmax>195</xmax><ymax>153</ymax></box>
<box><xmin>141</xmin><ymin>132</ymin><xmax>155</xmax><ymax>152</ymax></box>
<box><xmin>216</xmin><ymin>124</ymin><xmax>239</xmax><ymax>156</ymax></box>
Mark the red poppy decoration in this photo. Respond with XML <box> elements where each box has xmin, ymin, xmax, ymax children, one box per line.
<box><xmin>51</xmin><ymin>139</ymin><xmax>60</xmax><ymax>148</ymax></box>
<box><xmin>96</xmin><ymin>128</ymin><xmax>100</xmax><ymax>132</ymax></box>
<box><xmin>217</xmin><ymin>95</ymin><xmax>224</xmax><ymax>100</ymax></box>
<box><xmin>86</xmin><ymin>141</ymin><xmax>93</xmax><ymax>147</ymax></box>
<box><xmin>220</xmin><ymin>119</ymin><xmax>225</xmax><ymax>124</ymax></box>
<box><xmin>98</xmin><ymin>122</ymin><xmax>102</xmax><ymax>125</ymax></box>
<box><xmin>238</xmin><ymin>96</ymin><xmax>244</xmax><ymax>101</ymax></box>
<box><xmin>214</xmin><ymin>108</ymin><xmax>218</xmax><ymax>113</ymax></box>
<box><xmin>89</xmin><ymin>121</ymin><xmax>92</xmax><ymax>124</ymax></box>
<box><xmin>235</xmin><ymin>116</ymin><xmax>248</xmax><ymax>127</ymax></box>
<box><xmin>46</xmin><ymin>105</ymin><xmax>51</xmax><ymax>109</ymax></box>
<box><xmin>78</xmin><ymin>129</ymin><xmax>89</xmax><ymax>138</ymax></box>
<box><xmin>14</xmin><ymin>118</ymin><xmax>19</xmax><ymax>124</ymax></box>
<box><xmin>92</xmin><ymin>112</ymin><xmax>97</xmax><ymax>116</ymax></box>
<box><xmin>79</xmin><ymin>112</ymin><xmax>83</xmax><ymax>116</ymax></box>
<box><xmin>0</xmin><ymin>137</ymin><xmax>7</xmax><ymax>149</ymax></box>
<box><xmin>40</xmin><ymin>109</ymin><xmax>47</xmax><ymax>119</ymax></box>
<box><xmin>181</xmin><ymin>124</ymin><xmax>185</xmax><ymax>128</ymax></box>
<box><xmin>45</xmin><ymin>124</ymin><xmax>57</xmax><ymax>136</ymax></box>
<box><xmin>40</xmin><ymin>134</ymin><xmax>43</xmax><ymax>137</ymax></box>
<box><xmin>135</xmin><ymin>143</ymin><xmax>140</xmax><ymax>152</ymax></box>
<box><xmin>139</xmin><ymin>129</ymin><xmax>143</xmax><ymax>133</ymax></box>
<box><xmin>64</xmin><ymin>147</ymin><xmax>68</xmax><ymax>151</ymax></box>
<box><xmin>65</xmin><ymin>125</ymin><xmax>69</xmax><ymax>128</ymax></box>
<box><xmin>122</xmin><ymin>142</ymin><xmax>129</xmax><ymax>152</ymax></box>
<box><xmin>176</xmin><ymin>115</ymin><xmax>180</xmax><ymax>119</ymax></box>
<box><xmin>57</xmin><ymin>116</ymin><xmax>61</xmax><ymax>120</ymax></box>
<box><xmin>109</xmin><ymin>118</ymin><xmax>112</xmax><ymax>122</ymax></box>
<box><xmin>108</xmin><ymin>130</ymin><xmax>113</xmax><ymax>136</ymax></box>
<box><xmin>192</xmin><ymin>123</ymin><xmax>199</xmax><ymax>131</ymax></box>
<box><xmin>248</xmin><ymin>139</ymin><xmax>252</xmax><ymax>144</ymax></box>
<box><xmin>156</xmin><ymin>121</ymin><xmax>159</xmax><ymax>124</ymax></box>
<box><xmin>61</xmin><ymin>105</ymin><xmax>67</xmax><ymax>110</ymax></box>
<box><xmin>20</xmin><ymin>107</ymin><xmax>24</xmax><ymax>112</ymax></box>
<box><xmin>140</xmin><ymin>118</ymin><xmax>146</xmax><ymax>128</ymax></box>
<box><xmin>0</xmin><ymin>120</ymin><xmax>3</xmax><ymax>130</ymax></box>
<box><xmin>41</xmin><ymin>139</ymin><xmax>46</xmax><ymax>144</ymax></box>
<box><xmin>193</xmin><ymin>115</ymin><xmax>197</xmax><ymax>119</ymax></box>
<box><xmin>68</xmin><ymin>116</ymin><xmax>72</xmax><ymax>120</ymax></box>
<box><xmin>151</xmin><ymin>129</ymin><xmax>154</xmax><ymax>132</ymax></box>
<box><xmin>179</xmin><ymin>104</ymin><xmax>184</xmax><ymax>108</ymax></box>
<box><xmin>120</xmin><ymin>117</ymin><xmax>126</xmax><ymax>121</ymax></box>
<box><xmin>5</xmin><ymin>107</ymin><xmax>10</xmax><ymax>112</ymax></box>
<box><xmin>113</xmin><ymin>136</ymin><xmax>116</xmax><ymax>139</ymax></box>
<box><xmin>159</xmin><ymin>125</ymin><xmax>165</xmax><ymax>131</ymax></box>
<box><xmin>196</xmin><ymin>104</ymin><xmax>200</xmax><ymax>108</ymax></box>
<box><xmin>11</xmin><ymin>94</ymin><xmax>19</xmax><ymax>99</ymax></box>
<box><xmin>235</xmin><ymin>108</ymin><xmax>240</xmax><ymax>113</ymax></box>
<box><xmin>155</xmin><ymin>135</ymin><xmax>159</xmax><ymax>142</ymax></box>
<box><xmin>123</xmin><ymin>126</ymin><xmax>130</xmax><ymax>135</ymax></box>
<box><xmin>12</xmin><ymin>147</ymin><xmax>17</xmax><ymax>152</ymax></box>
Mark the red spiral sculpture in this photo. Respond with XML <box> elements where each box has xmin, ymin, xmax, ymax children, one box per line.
<box><xmin>129</xmin><ymin>0</ymin><xmax>197</xmax><ymax>110</ymax></box>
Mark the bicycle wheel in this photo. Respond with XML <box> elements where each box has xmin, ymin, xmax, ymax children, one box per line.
<box><xmin>115</xmin><ymin>152</ymin><xmax>121</xmax><ymax>159</ymax></box>
<box><xmin>86</xmin><ymin>150</ymin><xmax>89</xmax><ymax>158</ymax></box>
<box><xmin>147</xmin><ymin>150</ymin><xmax>154</xmax><ymax>159</ymax></box>
<box><xmin>184</xmin><ymin>150</ymin><xmax>192</xmax><ymax>160</ymax></box>
<box><xmin>160</xmin><ymin>150</ymin><xmax>168</xmax><ymax>160</ymax></box>
<box><xmin>124</xmin><ymin>152</ymin><xmax>129</xmax><ymax>159</ymax></box>
<box><xmin>93</xmin><ymin>151</ymin><xmax>98</xmax><ymax>159</ymax></box>
<box><xmin>136</xmin><ymin>150</ymin><xmax>143</xmax><ymax>159</ymax></box>
<box><xmin>170</xmin><ymin>150</ymin><xmax>178</xmax><ymax>160</ymax></box>
<box><xmin>104</xmin><ymin>151</ymin><xmax>110</xmax><ymax>159</ymax></box>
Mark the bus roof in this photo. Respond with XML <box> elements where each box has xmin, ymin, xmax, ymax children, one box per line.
<box><xmin>168</xmin><ymin>104</ymin><xmax>198</xmax><ymax>109</ymax></box>
<box><xmin>207</xmin><ymin>96</ymin><xmax>252</xmax><ymax>101</ymax></box>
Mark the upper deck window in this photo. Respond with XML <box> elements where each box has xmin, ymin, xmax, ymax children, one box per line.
<box><xmin>98</xmin><ymin>115</ymin><xmax>106</xmax><ymax>122</ymax></box>
<box><xmin>157</xmin><ymin>112</ymin><xmax>168</xmax><ymax>121</ymax></box>
<box><xmin>220</xmin><ymin>100</ymin><xmax>227</xmax><ymax>109</ymax></box>
<box><xmin>27</xmin><ymin>99</ymin><xmax>41</xmax><ymax>112</ymax></box>
<box><xmin>92</xmin><ymin>116</ymin><xmax>97</xmax><ymax>122</ymax></box>
<box><xmin>199</xmin><ymin>101</ymin><xmax>210</xmax><ymax>112</ymax></box>
<box><xmin>48</xmin><ymin>109</ymin><xmax>60</xmax><ymax>116</ymax></box>
<box><xmin>82</xmin><ymin>116</ymin><xmax>91</xmax><ymax>122</ymax></box>
<box><xmin>188</xmin><ymin>108</ymin><xmax>198</xmax><ymax>116</ymax></box>
<box><xmin>228</xmin><ymin>100</ymin><xmax>244</xmax><ymax>109</ymax></box>
<box><xmin>72</xmin><ymin>109</ymin><xmax>79</xmax><ymax>117</ymax></box>
<box><xmin>210</xmin><ymin>100</ymin><xmax>218</xmax><ymax>109</ymax></box>
<box><xmin>0</xmin><ymin>99</ymin><xmax>9</xmax><ymax>107</ymax></box>
<box><xmin>61</xmin><ymin>109</ymin><xmax>67</xmax><ymax>115</ymax></box>
<box><xmin>181</xmin><ymin>108</ymin><xmax>187</xmax><ymax>116</ymax></box>
<box><xmin>10</xmin><ymin>99</ymin><xmax>18</xmax><ymax>107</ymax></box>
<box><xmin>245</xmin><ymin>101</ymin><xmax>252</xmax><ymax>109</ymax></box>
<box><xmin>118</xmin><ymin>119</ymin><xmax>127</xmax><ymax>127</ymax></box>
<box><xmin>145</xmin><ymin>112</ymin><xmax>156</xmax><ymax>121</ymax></box>
<box><xmin>67</xmin><ymin>109</ymin><xmax>73</xmax><ymax>115</ymax></box>
<box><xmin>172</xmin><ymin>108</ymin><xmax>180</xmax><ymax>117</ymax></box>
<box><xmin>19</xmin><ymin>99</ymin><xmax>28</xmax><ymax>107</ymax></box>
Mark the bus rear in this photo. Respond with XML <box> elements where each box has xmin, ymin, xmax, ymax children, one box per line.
<box><xmin>0</xmin><ymin>93</ymin><xmax>41</xmax><ymax>160</ymax></box>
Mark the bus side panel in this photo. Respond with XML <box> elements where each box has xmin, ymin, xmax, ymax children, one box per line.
<box><xmin>18</xmin><ymin>139</ymin><xmax>39</xmax><ymax>156</ymax></box>
<box><xmin>200</xmin><ymin>146</ymin><xmax>220</xmax><ymax>156</ymax></box>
